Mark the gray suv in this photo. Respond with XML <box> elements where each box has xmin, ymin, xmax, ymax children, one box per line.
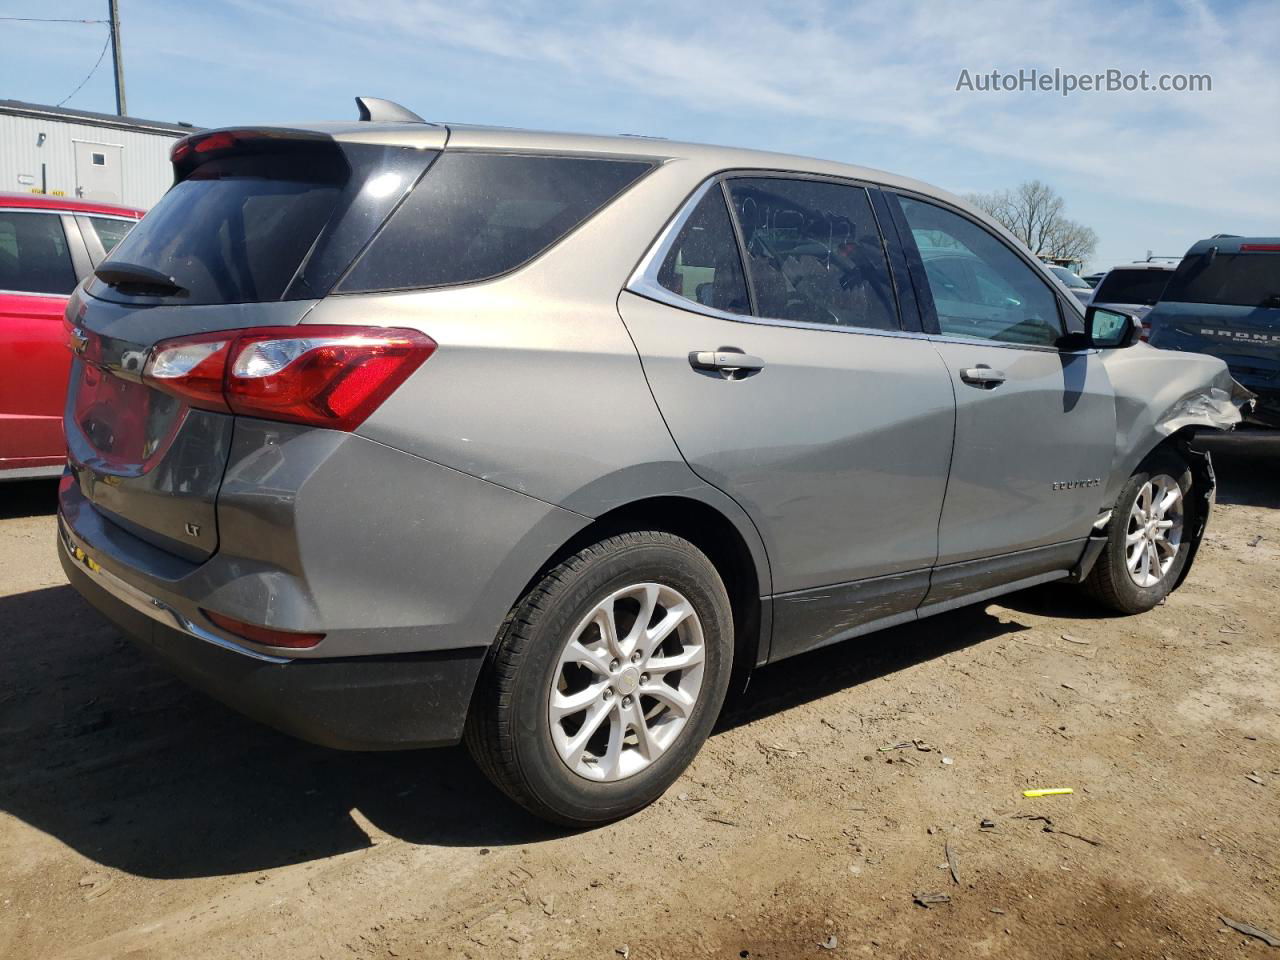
<box><xmin>59</xmin><ymin>98</ymin><xmax>1249</xmax><ymax>826</ymax></box>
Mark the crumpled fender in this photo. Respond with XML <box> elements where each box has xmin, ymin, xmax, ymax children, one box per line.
<box><xmin>1098</xmin><ymin>342</ymin><xmax>1254</xmax><ymax>507</ymax></box>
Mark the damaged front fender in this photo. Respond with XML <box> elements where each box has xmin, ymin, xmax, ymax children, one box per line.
<box><xmin>1099</xmin><ymin>343</ymin><xmax>1254</xmax><ymax>507</ymax></box>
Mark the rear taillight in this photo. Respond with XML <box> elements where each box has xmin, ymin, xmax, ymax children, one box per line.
<box><xmin>142</xmin><ymin>325</ymin><xmax>435</xmax><ymax>431</ymax></box>
<box><xmin>1139</xmin><ymin>322</ymin><xmax>1152</xmax><ymax>342</ymax></box>
<box><xmin>1241</xmin><ymin>243</ymin><xmax>1280</xmax><ymax>252</ymax></box>
<box><xmin>203</xmin><ymin>610</ymin><xmax>324</xmax><ymax>649</ymax></box>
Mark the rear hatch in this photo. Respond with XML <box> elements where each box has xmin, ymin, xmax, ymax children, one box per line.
<box><xmin>1148</xmin><ymin>243</ymin><xmax>1280</xmax><ymax>396</ymax></box>
<box><xmin>65</xmin><ymin>127</ymin><xmax>443</xmax><ymax>561</ymax></box>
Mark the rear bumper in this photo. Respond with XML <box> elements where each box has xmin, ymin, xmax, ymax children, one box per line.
<box><xmin>61</xmin><ymin>524</ymin><xmax>485</xmax><ymax>750</ymax></box>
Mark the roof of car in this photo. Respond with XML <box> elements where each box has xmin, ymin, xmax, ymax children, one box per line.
<box><xmin>1180</xmin><ymin>236</ymin><xmax>1280</xmax><ymax>256</ymax></box>
<box><xmin>0</xmin><ymin>191</ymin><xmax>145</xmax><ymax>218</ymax></box>
<box><xmin>193</xmin><ymin>118</ymin><xmax>967</xmax><ymax>213</ymax></box>
<box><xmin>1106</xmin><ymin>261</ymin><xmax>1179</xmax><ymax>272</ymax></box>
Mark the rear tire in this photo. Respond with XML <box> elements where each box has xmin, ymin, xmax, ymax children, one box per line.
<box><xmin>465</xmin><ymin>531</ymin><xmax>733</xmax><ymax>827</ymax></box>
<box><xmin>1085</xmin><ymin>451</ymin><xmax>1194</xmax><ymax>614</ymax></box>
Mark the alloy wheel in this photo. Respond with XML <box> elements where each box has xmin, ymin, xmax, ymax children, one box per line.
<box><xmin>1125</xmin><ymin>474</ymin><xmax>1184</xmax><ymax>588</ymax></box>
<box><xmin>549</xmin><ymin>582</ymin><xmax>705</xmax><ymax>782</ymax></box>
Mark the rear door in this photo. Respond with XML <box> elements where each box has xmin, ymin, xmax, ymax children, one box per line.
<box><xmin>620</xmin><ymin>175</ymin><xmax>956</xmax><ymax>658</ymax></box>
<box><xmin>890</xmin><ymin>193</ymin><xmax>1116</xmax><ymax>594</ymax></box>
<box><xmin>0</xmin><ymin>208</ymin><xmax>80</xmax><ymax>472</ymax></box>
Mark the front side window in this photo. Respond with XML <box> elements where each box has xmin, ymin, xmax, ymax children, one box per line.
<box><xmin>897</xmin><ymin>196</ymin><xmax>1062</xmax><ymax>347</ymax></box>
<box><xmin>0</xmin><ymin>212</ymin><xmax>76</xmax><ymax>295</ymax></box>
<box><xmin>656</xmin><ymin>187</ymin><xmax>749</xmax><ymax>314</ymax></box>
<box><xmin>725</xmin><ymin>178</ymin><xmax>897</xmax><ymax>330</ymax></box>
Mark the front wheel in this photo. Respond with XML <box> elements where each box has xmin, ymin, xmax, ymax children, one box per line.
<box><xmin>465</xmin><ymin>531</ymin><xmax>733</xmax><ymax>827</ymax></box>
<box><xmin>1084</xmin><ymin>451</ymin><xmax>1194</xmax><ymax>614</ymax></box>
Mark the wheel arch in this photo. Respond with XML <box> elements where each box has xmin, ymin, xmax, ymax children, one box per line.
<box><xmin>509</xmin><ymin>493</ymin><xmax>771</xmax><ymax>697</ymax></box>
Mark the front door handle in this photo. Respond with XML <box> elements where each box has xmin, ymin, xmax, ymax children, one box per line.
<box><xmin>689</xmin><ymin>349</ymin><xmax>765</xmax><ymax>378</ymax></box>
<box><xmin>959</xmin><ymin>365</ymin><xmax>1006</xmax><ymax>388</ymax></box>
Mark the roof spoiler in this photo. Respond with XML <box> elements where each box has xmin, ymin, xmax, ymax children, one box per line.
<box><xmin>355</xmin><ymin>96</ymin><xmax>426</xmax><ymax>123</ymax></box>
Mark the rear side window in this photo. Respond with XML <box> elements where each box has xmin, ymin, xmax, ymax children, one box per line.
<box><xmin>101</xmin><ymin>152</ymin><xmax>347</xmax><ymax>304</ymax></box>
<box><xmin>339</xmin><ymin>153</ymin><xmax>652</xmax><ymax>293</ymax></box>
<box><xmin>86</xmin><ymin>216</ymin><xmax>135</xmax><ymax>255</ymax></box>
<box><xmin>1093</xmin><ymin>268</ymin><xmax>1172</xmax><ymax>306</ymax></box>
<box><xmin>657</xmin><ymin>188</ymin><xmax>749</xmax><ymax>314</ymax></box>
<box><xmin>1162</xmin><ymin>253</ymin><xmax>1280</xmax><ymax>308</ymax></box>
<box><xmin>725</xmin><ymin>178</ymin><xmax>898</xmax><ymax>331</ymax></box>
<box><xmin>0</xmin><ymin>211</ymin><xmax>76</xmax><ymax>295</ymax></box>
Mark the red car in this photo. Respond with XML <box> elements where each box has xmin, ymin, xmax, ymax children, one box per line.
<box><xmin>0</xmin><ymin>192</ymin><xmax>143</xmax><ymax>480</ymax></box>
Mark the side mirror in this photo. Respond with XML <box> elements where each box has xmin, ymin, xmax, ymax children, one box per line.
<box><xmin>1085</xmin><ymin>305</ymin><xmax>1139</xmax><ymax>349</ymax></box>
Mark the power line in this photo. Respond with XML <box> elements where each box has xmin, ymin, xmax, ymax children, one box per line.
<box><xmin>0</xmin><ymin>16</ymin><xmax>108</xmax><ymax>22</ymax></box>
<box><xmin>56</xmin><ymin>27</ymin><xmax>112</xmax><ymax>107</ymax></box>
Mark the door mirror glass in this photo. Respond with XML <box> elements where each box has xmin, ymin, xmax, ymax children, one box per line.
<box><xmin>1086</xmin><ymin>306</ymin><xmax>1137</xmax><ymax>348</ymax></box>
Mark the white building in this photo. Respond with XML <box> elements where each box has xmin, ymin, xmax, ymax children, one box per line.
<box><xmin>0</xmin><ymin>100</ymin><xmax>198</xmax><ymax>210</ymax></box>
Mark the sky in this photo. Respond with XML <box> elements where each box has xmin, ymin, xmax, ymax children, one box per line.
<box><xmin>2</xmin><ymin>0</ymin><xmax>1277</xmax><ymax>271</ymax></box>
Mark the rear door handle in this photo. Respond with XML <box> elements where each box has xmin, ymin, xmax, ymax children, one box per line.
<box><xmin>689</xmin><ymin>349</ymin><xmax>765</xmax><ymax>377</ymax></box>
<box><xmin>959</xmin><ymin>365</ymin><xmax>1006</xmax><ymax>388</ymax></box>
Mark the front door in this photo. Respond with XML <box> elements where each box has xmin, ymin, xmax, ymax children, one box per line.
<box><xmin>74</xmin><ymin>142</ymin><xmax>124</xmax><ymax>204</ymax></box>
<box><xmin>891</xmin><ymin>194</ymin><xmax>1116</xmax><ymax>578</ymax></box>
<box><xmin>619</xmin><ymin>176</ymin><xmax>957</xmax><ymax>658</ymax></box>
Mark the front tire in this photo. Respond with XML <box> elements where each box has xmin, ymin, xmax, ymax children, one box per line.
<box><xmin>1085</xmin><ymin>451</ymin><xmax>1194</xmax><ymax>614</ymax></box>
<box><xmin>465</xmin><ymin>531</ymin><xmax>733</xmax><ymax>827</ymax></box>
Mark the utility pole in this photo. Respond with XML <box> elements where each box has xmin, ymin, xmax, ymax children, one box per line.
<box><xmin>108</xmin><ymin>0</ymin><xmax>127</xmax><ymax>116</ymax></box>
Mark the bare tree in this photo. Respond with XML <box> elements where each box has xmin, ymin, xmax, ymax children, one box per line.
<box><xmin>1042</xmin><ymin>218</ymin><xmax>1098</xmax><ymax>263</ymax></box>
<box><xmin>963</xmin><ymin>180</ymin><xmax>1096</xmax><ymax>263</ymax></box>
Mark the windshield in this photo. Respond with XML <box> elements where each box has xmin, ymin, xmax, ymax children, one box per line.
<box><xmin>1093</xmin><ymin>268</ymin><xmax>1173</xmax><ymax>306</ymax></box>
<box><xmin>1049</xmin><ymin>265</ymin><xmax>1090</xmax><ymax>289</ymax></box>
<box><xmin>1162</xmin><ymin>253</ymin><xmax>1280</xmax><ymax>308</ymax></box>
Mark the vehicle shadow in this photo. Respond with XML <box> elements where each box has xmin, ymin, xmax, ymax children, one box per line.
<box><xmin>1199</xmin><ymin>433</ymin><xmax>1280</xmax><ymax>508</ymax></box>
<box><xmin>0</xmin><ymin>478</ymin><xmax>59</xmax><ymax>519</ymax></box>
<box><xmin>0</xmin><ymin>581</ymin><xmax>1026</xmax><ymax>879</ymax></box>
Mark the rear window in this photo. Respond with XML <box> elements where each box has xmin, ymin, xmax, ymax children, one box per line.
<box><xmin>1162</xmin><ymin>253</ymin><xmax>1280</xmax><ymax>308</ymax></box>
<box><xmin>337</xmin><ymin>153</ymin><xmax>652</xmax><ymax>293</ymax></box>
<box><xmin>1093</xmin><ymin>268</ymin><xmax>1172</xmax><ymax>306</ymax></box>
<box><xmin>86</xmin><ymin>216</ymin><xmax>135</xmax><ymax>255</ymax></box>
<box><xmin>99</xmin><ymin>152</ymin><xmax>346</xmax><ymax>305</ymax></box>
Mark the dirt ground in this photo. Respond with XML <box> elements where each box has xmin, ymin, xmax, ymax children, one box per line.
<box><xmin>1</xmin><ymin>437</ymin><xmax>1277</xmax><ymax>960</ymax></box>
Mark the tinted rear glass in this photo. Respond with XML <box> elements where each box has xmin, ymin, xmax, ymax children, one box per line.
<box><xmin>338</xmin><ymin>153</ymin><xmax>652</xmax><ymax>293</ymax></box>
<box><xmin>1093</xmin><ymin>268</ymin><xmax>1172</xmax><ymax>306</ymax></box>
<box><xmin>99</xmin><ymin>152</ymin><xmax>346</xmax><ymax>305</ymax></box>
<box><xmin>1162</xmin><ymin>253</ymin><xmax>1280</xmax><ymax>308</ymax></box>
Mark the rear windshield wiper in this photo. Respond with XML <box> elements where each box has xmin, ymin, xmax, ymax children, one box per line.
<box><xmin>93</xmin><ymin>262</ymin><xmax>189</xmax><ymax>297</ymax></box>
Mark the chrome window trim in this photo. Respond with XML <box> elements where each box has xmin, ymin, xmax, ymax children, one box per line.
<box><xmin>625</xmin><ymin>175</ymin><xmax>1075</xmax><ymax>353</ymax></box>
<box><xmin>58</xmin><ymin>519</ymin><xmax>294</xmax><ymax>665</ymax></box>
